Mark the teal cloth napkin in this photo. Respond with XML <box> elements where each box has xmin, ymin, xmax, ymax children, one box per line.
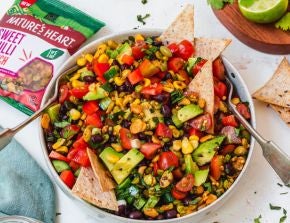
<box><xmin>0</xmin><ymin>129</ymin><xmax>55</xmax><ymax>223</ymax></box>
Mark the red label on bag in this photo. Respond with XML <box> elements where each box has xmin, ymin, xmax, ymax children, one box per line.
<box><xmin>19</xmin><ymin>0</ymin><xmax>37</xmax><ymax>8</ymax></box>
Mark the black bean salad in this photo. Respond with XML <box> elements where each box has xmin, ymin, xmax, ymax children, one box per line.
<box><xmin>41</xmin><ymin>34</ymin><xmax>252</xmax><ymax>220</ymax></box>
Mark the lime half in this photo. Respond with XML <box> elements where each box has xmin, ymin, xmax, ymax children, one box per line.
<box><xmin>238</xmin><ymin>0</ymin><xmax>288</xmax><ymax>23</ymax></box>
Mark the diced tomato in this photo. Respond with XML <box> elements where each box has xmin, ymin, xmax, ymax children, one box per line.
<box><xmin>49</xmin><ymin>151</ymin><xmax>70</xmax><ymax>162</ymax></box>
<box><xmin>69</xmin><ymin>161</ymin><xmax>80</xmax><ymax>171</ymax></box>
<box><xmin>189</xmin><ymin>113</ymin><xmax>212</xmax><ymax>132</ymax></box>
<box><xmin>153</xmin><ymin>162</ymin><xmax>159</xmax><ymax>176</ymax></box>
<box><xmin>82</xmin><ymin>101</ymin><xmax>99</xmax><ymax>115</ymax></box>
<box><xmin>72</xmin><ymin>137</ymin><xmax>88</xmax><ymax>150</ymax></box>
<box><xmin>177</xmin><ymin>40</ymin><xmax>195</xmax><ymax>60</ymax></box>
<box><xmin>121</xmin><ymin>54</ymin><xmax>135</xmax><ymax>65</ymax></box>
<box><xmin>67</xmin><ymin>147</ymin><xmax>90</xmax><ymax>167</ymax></box>
<box><xmin>86</xmin><ymin>113</ymin><xmax>103</xmax><ymax>128</ymax></box>
<box><xmin>213</xmin><ymin>58</ymin><xmax>225</xmax><ymax>80</ymax></box>
<box><xmin>139</xmin><ymin>59</ymin><xmax>160</xmax><ymax>77</ymax></box>
<box><xmin>214</xmin><ymin>80</ymin><xmax>227</xmax><ymax>99</ymax></box>
<box><xmin>140</xmin><ymin>143</ymin><xmax>162</xmax><ymax>159</ymax></box>
<box><xmin>60</xmin><ymin>170</ymin><xmax>75</xmax><ymax>188</ymax></box>
<box><xmin>220</xmin><ymin>144</ymin><xmax>236</xmax><ymax>155</ymax></box>
<box><xmin>70</xmin><ymin>85</ymin><xmax>89</xmax><ymax>99</ymax></box>
<box><xmin>168</xmin><ymin>43</ymin><xmax>179</xmax><ymax>54</ymax></box>
<box><xmin>168</xmin><ymin>57</ymin><xmax>185</xmax><ymax>73</ymax></box>
<box><xmin>176</xmin><ymin>174</ymin><xmax>195</xmax><ymax>192</ymax></box>
<box><xmin>192</xmin><ymin>59</ymin><xmax>207</xmax><ymax>75</ymax></box>
<box><xmin>210</xmin><ymin>155</ymin><xmax>223</xmax><ymax>181</ymax></box>
<box><xmin>158</xmin><ymin>151</ymin><xmax>179</xmax><ymax>170</ymax></box>
<box><xmin>236</xmin><ymin>103</ymin><xmax>251</xmax><ymax>119</ymax></box>
<box><xmin>149</xmin><ymin>77</ymin><xmax>161</xmax><ymax>84</ymax></box>
<box><xmin>171</xmin><ymin>186</ymin><xmax>187</xmax><ymax>200</ymax></box>
<box><xmin>222</xmin><ymin>115</ymin><xmax>238</xmax><ymax>127</ymax></box>
<box><xmin>172</xmin><ymin>168</ymin><xmax>183</xmax><ymax>180</ymax></box>
<box><xmin>177</xmin><ymin>70</ymin><xmax>190</xmax><ymax>85</ymax></box>
<box><xmin>119</xmin><ymin>128</ymin><xmax>133</xmax><ymax>150</ymax></box>
<box><xmin>141</xmin><ymin>83</ymin><xmax>163</xmax><ymax>95</ymax></box>
<box><xmin>59</xmin><ymin>84</ymin><xmax>69</xmax><ymax>103</ymax></box>
<box><xmin>93</xmin><ymin>60</ymin><xmax>110</xmax><ymax>83</ymax></box>
<box><xmin>127</xmin><ymin>68</ymin><xmax>144</xmax><ymax>85</ymax></box>
<box><xmin>132</xmin><ymin>40</ymin><xmax>147</xmax><ymax>60</ymax></box>
<box><xmin>189</xmin><ymin>128</ymin><xmax>203</xmax><ymax>138</ymax></box>
<box><xmin>155</xmin><ymin>123</ymin><xmax>172</xmax><ymax>138</ymax></box>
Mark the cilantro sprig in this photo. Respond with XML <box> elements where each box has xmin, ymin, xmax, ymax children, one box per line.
<box><xmin>275</xmin><ymin>13</ymin><xmax>290</xmax><ymax>31</ymax></box>
<box><xmin>207</xmin><ymin>0</ymin><xmax>234</xmax><ymax>10</ymax></box>
<box><xmin>137</xmin><ymin>14</ymin><xmax>150</xmax><ymax>25</ymax></box>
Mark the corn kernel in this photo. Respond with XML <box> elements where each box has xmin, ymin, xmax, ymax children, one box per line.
<box><xmin>111</xmin><ymin>143</ymin><xmax>123</xmax><ymax>152</ymax></box>
<box><xmin>234</xmin><ymin>146</ymin><xmax>247</xmax><ymax>155</ymax></box>
<box><xmin>80</xmin><ymin>113</ymin><xmax>87</xmax><ymax>120</ymax></box>
<box><xmin>41</xmin><ymin>113</ymin><xmax>50</xmax><ymax>129</ymax></box>
<box><xmin>242</xmin><ymin>138</ymin><xmax>249</xmax><ymax>148</ymax></box>
<box><xmin>131</xmin><ymin>104</ymin><xmax>143</xmax><ymax>114</ymax></box>
<box><xmin>178</xmin><ymin>98</ymin><xmax>191</xmax><ymax>106</ymax></box>
<box><xmin>121</xmin><ymin>69</ymin><xmax>131</xmax><ymax>78</ymax></box>
<box><xmin>71</xmin><ymin>79</ymin><xmax>85</xmax><ymax>88</ymax></box>
<box><xmin>189</xmin><ymin>138</ymin><xmax>199</xmax><ymax>150</ymax></box>
<box><xmin>107</xmin><ymin>40</ymin><xmax>118</xmax><ymax>49</ymax></box>
<box><xmin>182</xmin><ymin>137</ymin><xmax>194</xmax><ymax>154</ymax></box>
<box><xmin>135</xmin><ymin>34</ymin><xmax>144</xmax><ymax>41</ymax></box>
<box><xmin>143</xmin><ymin>78</ymin><xmax>151</xmax><ymax>87</ymax></box>
<box><xmin>219</xmin><ymin>101</ymin><xmax>228</xmax><ymax>113</ymax></box>
<box><xmin>83</xmin><ymin>53</ymin><xmax>93</xmax><ymax>62</ymax></box>
<box><xmin>200</xmin><ymin>135</ymin><xmax>214</xmax><ymax>143</ymax></box>
<box><xmin>113</xmin><ymin>125</ymin><xmax>121</xmax><ymax>135</ymax></box>
<box><xmin>231</xmin><ymin>97</ymin><xmax>240</xmax><ymax>105</ymax></box>
<box><xmin>106</xmin><ymin>101</ymin><xmax>115</xmax><ymax>114</ymax></box>
<box><xmin>114</xmin><ymin>76</ymin><xmax>125</xmax><ymax>86</ymax></box>
<box><xmin>130</xmin><ymin>119</ymin><xmax>146</xmax><ymax>134</ymax></box>
<box><xmin>70</xmin><ymin>72</ymin><xmax>81</xmax><ymax>81</ymax></box>
<box><xmin>98</xmin><ymin>54</ymin><xmax>109</xmax><ymax>63</ymax></box>
<box><xmin>198</xmin><ymin>98</ymin><xmax>206</xmax><ymax>109</ymax></box>
<box><xmin>173</xmin><ymin>81</ymin><xmax>186</xmax><ymax>90</ymax></box>
<box><xmin>83</xmin><ymin>126</ymin><xmax>92</xmax><ymax>142</ymax></box>
<box><xmin>52</xmin><ymin>138</ymin><xmax>66</xmax><ymax>150</ymax></box>
<box><xmin>172</xmin><ymin>129</ymin><xmax>180</xmax><ymax>138</ymax></box>
<box><xmin>152</xmin><ymin>155</ymin><xmax>160</xmax><ymax>163</ymax></box>
<box><xmin>163</xmin><ymin>82</ymin><xmax>174</xmax><ymax>93</ymax></box>
<box><xmin>56</xmin><ymin>146</ymin><xmax>68</xmax><ymax>154</ymax></box>
<box><xmin>189</xmin><ymin>135</ymin><xmax>199</xmax><ymax>141</ymax></box>
<box><xmin>160</xmin><ymin>203</ymin><xmax>174</xmax><ymax>211</ymax></box>
<box><xmin>173</xmin><ymin>140</ymin><xmax>182</xmax><ymax>151</ymax></box>
<box><xmin>76</xmin><ymin>57</ymin><xmax>87</xmax><ymax>66</ymax></box>
<box><xmin>70</xmin><ymin>108</ymin><xmax>81</xmax><ymax>120</ymax></box>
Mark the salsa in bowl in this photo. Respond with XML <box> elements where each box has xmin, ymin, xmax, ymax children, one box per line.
<box><xmin>39</xmin><ymin>29</ymin><xmax>255</xmax><ymax>222</ymax></box>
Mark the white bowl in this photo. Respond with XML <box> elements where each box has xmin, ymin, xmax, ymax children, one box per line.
<box><xmin>39</xmin><ymin>29</ymin><xmax>256</xmax><ymax>223</ymax></box>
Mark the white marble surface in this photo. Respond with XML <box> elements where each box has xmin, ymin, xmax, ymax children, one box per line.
<box><xmin>0</xmin><ymin>0</ymin><xmax>289</xmax><ymax>222</ymax></box>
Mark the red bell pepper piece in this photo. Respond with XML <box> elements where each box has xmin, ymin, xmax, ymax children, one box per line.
<box><xmin>49</xmin><ymin>151</ymin><xmax>70</xmax><ymax>163</ymax></box>
<box><xmin>121</xmin><ymin>54</ymin><xmax>135</xmax><ymax>65</ymax></box>
<box><xmin>141</xmin><ymin>83</ymin><xmax>163</xmax><ymax>95</ymax></box>
<box><xmin>85</xmin><ymin>112</ymin><xmax>103</xmax><ymax>128</ymax></box>
<box><xmin>67</xmin><ymin>147</ymin><xmax>90</xmax><ymax>167</ymax></box>
<box><xmin>72</xmin><ymin>137</ymin><xmax>88</xmax><ymax>150</ymax></box>
<box><xmin>60</xmin><ymin>170</ymin><xmax>75</xmax><ymax>188</ymax></box>
<box><xmin>82</xmin><ymin>101</ymin><xmax>99</xmax><ymax>115</ymax></box>
<box><xmin>127</xmin><ymin>68</ymin><xmax>144</xmax><ymax>85</ymax></box>
<box><xmin>70</xmin><ymin>85</ymin><xmax>89</xmax><ymax>99</ymax></box>
<box><xmin>119</xmin><ymin>127</ymin><xmax>133</xmax><ymax>150</ymax></box>
<box><xmin>93</xmin><ymin>60</ymin><xmax>110</xmax><ymax>83</ymax></box>
<box><xmin>222</xmin><ymin>115</ymin><xmax>239</xmax><ymax>127</ymax></box>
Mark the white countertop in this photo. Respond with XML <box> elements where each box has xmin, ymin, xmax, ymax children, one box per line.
<box><xmin>0</xmin><ymin>0</ymin><xmax>289</xmax><ymax>222</ymax></box>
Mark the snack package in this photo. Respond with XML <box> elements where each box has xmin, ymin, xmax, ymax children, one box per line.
<box><xmin>0</xmin><ymin>0</ymin><xmax>105</xmax><ymax>115</ymax></box>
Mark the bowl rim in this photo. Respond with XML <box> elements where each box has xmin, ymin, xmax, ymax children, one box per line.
<box><xmin>39</xmin><ymin>28</ymin><xmax>256</xmax><ymax>222</ymax></box>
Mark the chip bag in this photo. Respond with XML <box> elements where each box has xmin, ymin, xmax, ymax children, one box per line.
<box><xmin>0</xmin><ymin>0</ymin><xmax>104</xmax><ymax>115</ymax></box>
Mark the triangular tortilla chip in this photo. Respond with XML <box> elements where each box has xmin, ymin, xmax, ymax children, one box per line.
<box><xmin>72</xmin><ymin>167</ymin><xmax>118</xmax><ymax>211</ymax></box>
<box><xmin>252</xmin><ymin>57</ymin><xmax>290</xmax><ymax>108</ymax></box>
<box><xmin>194</xmin><ymin>38</ymin><xmax>231</xmax><ymax>61</ymax></box>
<box><xmin>188</xmin><ymin>60</ymin><xmax>214</xmax><ymax>133</ymax></box>
<box><xmin>160</xmin><ymin>4</ymin><xmax>194</xmax><ymax>44</ymax></box>
<box><xmin>270</xmin><ymin>104</ymin><xmax>290</xmax><ymax>127</ymax></box>
<box><xmin>87</xmin><ymin>148</ymin><xmax>116</xmax><ymax>192</ymax></box>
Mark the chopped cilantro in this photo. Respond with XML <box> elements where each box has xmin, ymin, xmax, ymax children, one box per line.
<box><xmin>207</xmin><ymin>0</ymin><xmax>234</xmax><ymax>10</ymax></box>
<box><xmin>171</xmin><ymin>90</ymin><xmax>184</xmax><ymax>104</ymax></box>
<box><xmin>269</xmin><ymin>203</ymin><xmax>281</xmax><ymax>210</ymax></box>
<box><xmin>254</xmin><ymin>214</ymin><xmax>262</xmax><ymax>223</ymax></box>
<box><xmin>137</xmin><ymin>14</ymin><xmax>150</xmax><ymax>25</ymax></box>
<box><xmin>141</xmin><ymin>0</ymin><xmax>148</xmax><ymax>4</ymax></box>
<box><xmin>280</xmin><ymin>192</ymin><xmax>288</xmax><ymax>195</ymax></box>
<box><xmin>275</xmin><ymin>13</ymin><xmax>290</xmax><ymax>31</ymax></box>
<box><xmin>279</xmin><ymin>208</ymin><xmax>287</xmax><ymax>223</ymax></box>
<box><xmin>277</xmin><ymin>183</ymin><xmax>283</xmax><ymax>187</ymax></box>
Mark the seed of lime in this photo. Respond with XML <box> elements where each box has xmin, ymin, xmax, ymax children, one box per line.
<box><xmin>238</xmin><ymin>0</ymin><xmax>288</xmax><ymax>23</ymax></box>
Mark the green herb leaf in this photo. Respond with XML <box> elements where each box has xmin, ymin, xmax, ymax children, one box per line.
<box><xmin>275</xmin><ymin>13</ymin><xmax>290</xmax><ymax>31</ymax></box>
<box><xmin>207</xmin><ymin>0</ymin><xmax>234</xmax><ymax>10</ymax></box>
<box><xmin>171</xmin><ymin>90</ymin><xmax>184</xmax><ymax>104</ymax></box>
<box><xmin>277</xmin><ymin>182</ymin><xmax>283</xmax><ymax>187</ymax></box>
<box><xmin>141</xmin><ymin>0</ymin><xmax>148</xmax><ymax>4</ymax></box>
<box><xmin>280</xmin><ymin>192</ymin><xmax>288</xmax><ymax>195</ymax></box>
<box><xmin>54</xmin><ymin>121</ymin><xmax>70</xmax><ymax>128</ymax></box>
<box><xmin>269</xmin><ymin>203</ymin><xmax>281</xmax><ymax>210</ymax></box>
<box><xmin>254</xmin><ymin>214</ymin><xmax>262</xmax><ymax>223</ymax></box>
<box><xmin>137</xmin><ymin>14</ymin><xmax>150</xmax><ymax>25</ymax></box>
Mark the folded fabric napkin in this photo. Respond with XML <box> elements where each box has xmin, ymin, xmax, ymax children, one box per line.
<box><xmin>0</xmin><ymin>128</ymin><xmax>55</xmax><ymax>223</ymax></box>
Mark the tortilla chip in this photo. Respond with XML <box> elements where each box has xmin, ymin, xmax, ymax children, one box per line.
<box><xmin>72</xmin><ymin>167</ymin><xmax>118</xmax><ymax>211</ymax></box>
<box><xmin>160</xmin><ymin>4</ymin><xmax>194</xmax><ymax>44</ymax></box>
<box><xmin>270</xmin><ymin>104</ymin><xmax>290</xmax><ymax>127</ymax></box>
<box><xmin>87</xmin><ymin>148</ymin><xmax>116</xmax><ymax>192</ymax></box>
<box><xmin>188</xmin><ymin>60</ymin><xmax>214</xmax><ymax>133</ymax></box>
<box><xmin>252</xmin><ymin>57</ymin><xmax>290</xmax><ymax>108</ymax></box>
<box><xmin>194</xmin><ymin>38</ymin><xmax>231</xmax><ymax>61</ymax></box>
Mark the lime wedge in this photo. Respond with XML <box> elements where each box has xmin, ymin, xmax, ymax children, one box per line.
<box><xmin>238</xmin><ymin>0</ymin><xmax>288</xmax><ymax>23</ymax></box>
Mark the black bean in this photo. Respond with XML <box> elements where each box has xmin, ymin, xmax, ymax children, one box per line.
<box><xmin>121</xmin><ymin>120</ymin><xmax>131</xmax><ymax>128</ymax></box>
<box><xmin>64</xmin><ymin>101</ymin><xmax>75</xmax><ymax>110</ymax></box>
<box><xmin>152</xmin><ymin>92</ymin><xmax>170</xmax><ymax>104</ymax></box>
<box><xmin>120</xmin><ymin>64</ymin><xmax>130</xmax><ymax>70</ymax></box>
<box><xmin>225</xmin><ymin>162</ymin><xmax>235</xmax><ymax>176</ymax></box>
<box><xmin>91</xmin><ymin>134</ymin><xmax>103</xmax><ymax>143</ymax></box>
<box><xmin>183</xmin><ymin>195</ymin><xmax>195</xmax><ymax>206</ymax></box>
<box><xmin>164</xmin><ymin>118</ymin><xmax>174</xmax><ymax>126</ymax></box>
<box><xmin>108</xmin><ymin>135</ymin><xmax>117</xmax><ymax>143</ymax></box>
<box><xmin>163</xmin><ymin>142</ymin><xmax>172</xmax><ymax>151</ymax></box>
<box><xmin>161</xmin><ymin>104</ymin><xmax>171</xmax><ymax>118</ymax></box>
<box><xmin>124</xmin><ymin>80</ymin><xmax>134</xmax><ymax>92</ymax></box>
<box><xmin>46</xmin><ymin>142</ymin><xmax>53</xmax><ymax>152</ymax></box>
<box><xmin>118</xmin><ymin>84</ymin><xmax>126</xmax><ymax>92</ymax></box>
<box><xmin>156</xmin><ymin>214</ymin><xmax>165</xmax><ymax>220</ymax></box>
<box><xmin>165</xmin><ymin>209</ymin><xmax>177</xmax><ymax>219</ymax></box>
<box><xmin>117</xmin><ymin>205</ymin><xmax>126</xmax><ymax>216</ymax></box>
<box><xmin>71</xmin><ymin>119</ymin><xmax>78</xmax><ymax>124</ymax></box>
<box><xmin>164</xmin><ymin>72</ymin><xmax>171</xmax><ymax>80</ymax></box>
<box><xmin>152</xmin><ymin>37</ymin><xmax>162</xmax><ymax>46</ymax></box>
<box><xmin>111</xmin><ymin>60</ymin><xmax>119</xmax><ymax>66</ymax></box>
<box><xmin>183</xmin><ymin>122</ymin><xmax>192</xmax><ymax>132</ymax></box>
<box><xmin>83</xmin><ymin>75</ymin><xmax>96</xmax><ymax>83</ymax></box>
<box><xmin>59</xmin><ymin>103</ymin><xmax>67</xmax><ymax>115</ymax></box>
<box><xmin>128</xmin><ymin>211</ymin><xmax>143</xmax><ymax>219</ymax></box>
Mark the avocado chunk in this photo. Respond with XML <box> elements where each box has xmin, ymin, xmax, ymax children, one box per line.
<box><xmin>47</xmin><ymin>103</ymin><xmax>60</xmax><ymax>123</ymax></box>
<box><xmin>111</xmin><ymin>148</ymin><xmax>144</xmax><ymax>184</ymax></box>
<box><xmin>116</xmin><ymin>42</ymin><xmax>132</xmax><ymax>64</ymax></box>
<box><xmin>172</xmin><ymin>114</ymin><xmax>183</xmax><ymax>128</ymax></box>
<box><xmin>184</xmin><ymin>154</ymin><xmax>199</xmax><ymax>174</ymax></box>
<box><xmin>52</xmin><ymin>160</ymin><xmax>70</xmax><ymax>173</ymax></box>
<box><xmin>134</xmin><ymin>197</ymin><xmax>147</xmax><ymax>210</ymax></box>
<box><xmin>177</xmin><ymin>104</ymin><xmax>203</xmax><ymax>123</ymax></box>
<box><xmin>143</xmin><ymin>196</ymin><xmax>159</xmax><ymax>210</ymax></box>
<box><xmin>99</xmin><ymin>147</ymin><xmax>124</xmax><ymax>171</ymax></box>
<box><xmin>83</xmin><ymin>86</ymin><xmax>108</xmax><ymax>101</ymax></box>
<box><xmin>194</xmin><ymin>169</ymin><xmax>209</xmax><ymax>186</ymax></box>
<box><xmin>192</xmin><ymin>136</ymin><xmax>225</xmax><ymax>166</ymax></box>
